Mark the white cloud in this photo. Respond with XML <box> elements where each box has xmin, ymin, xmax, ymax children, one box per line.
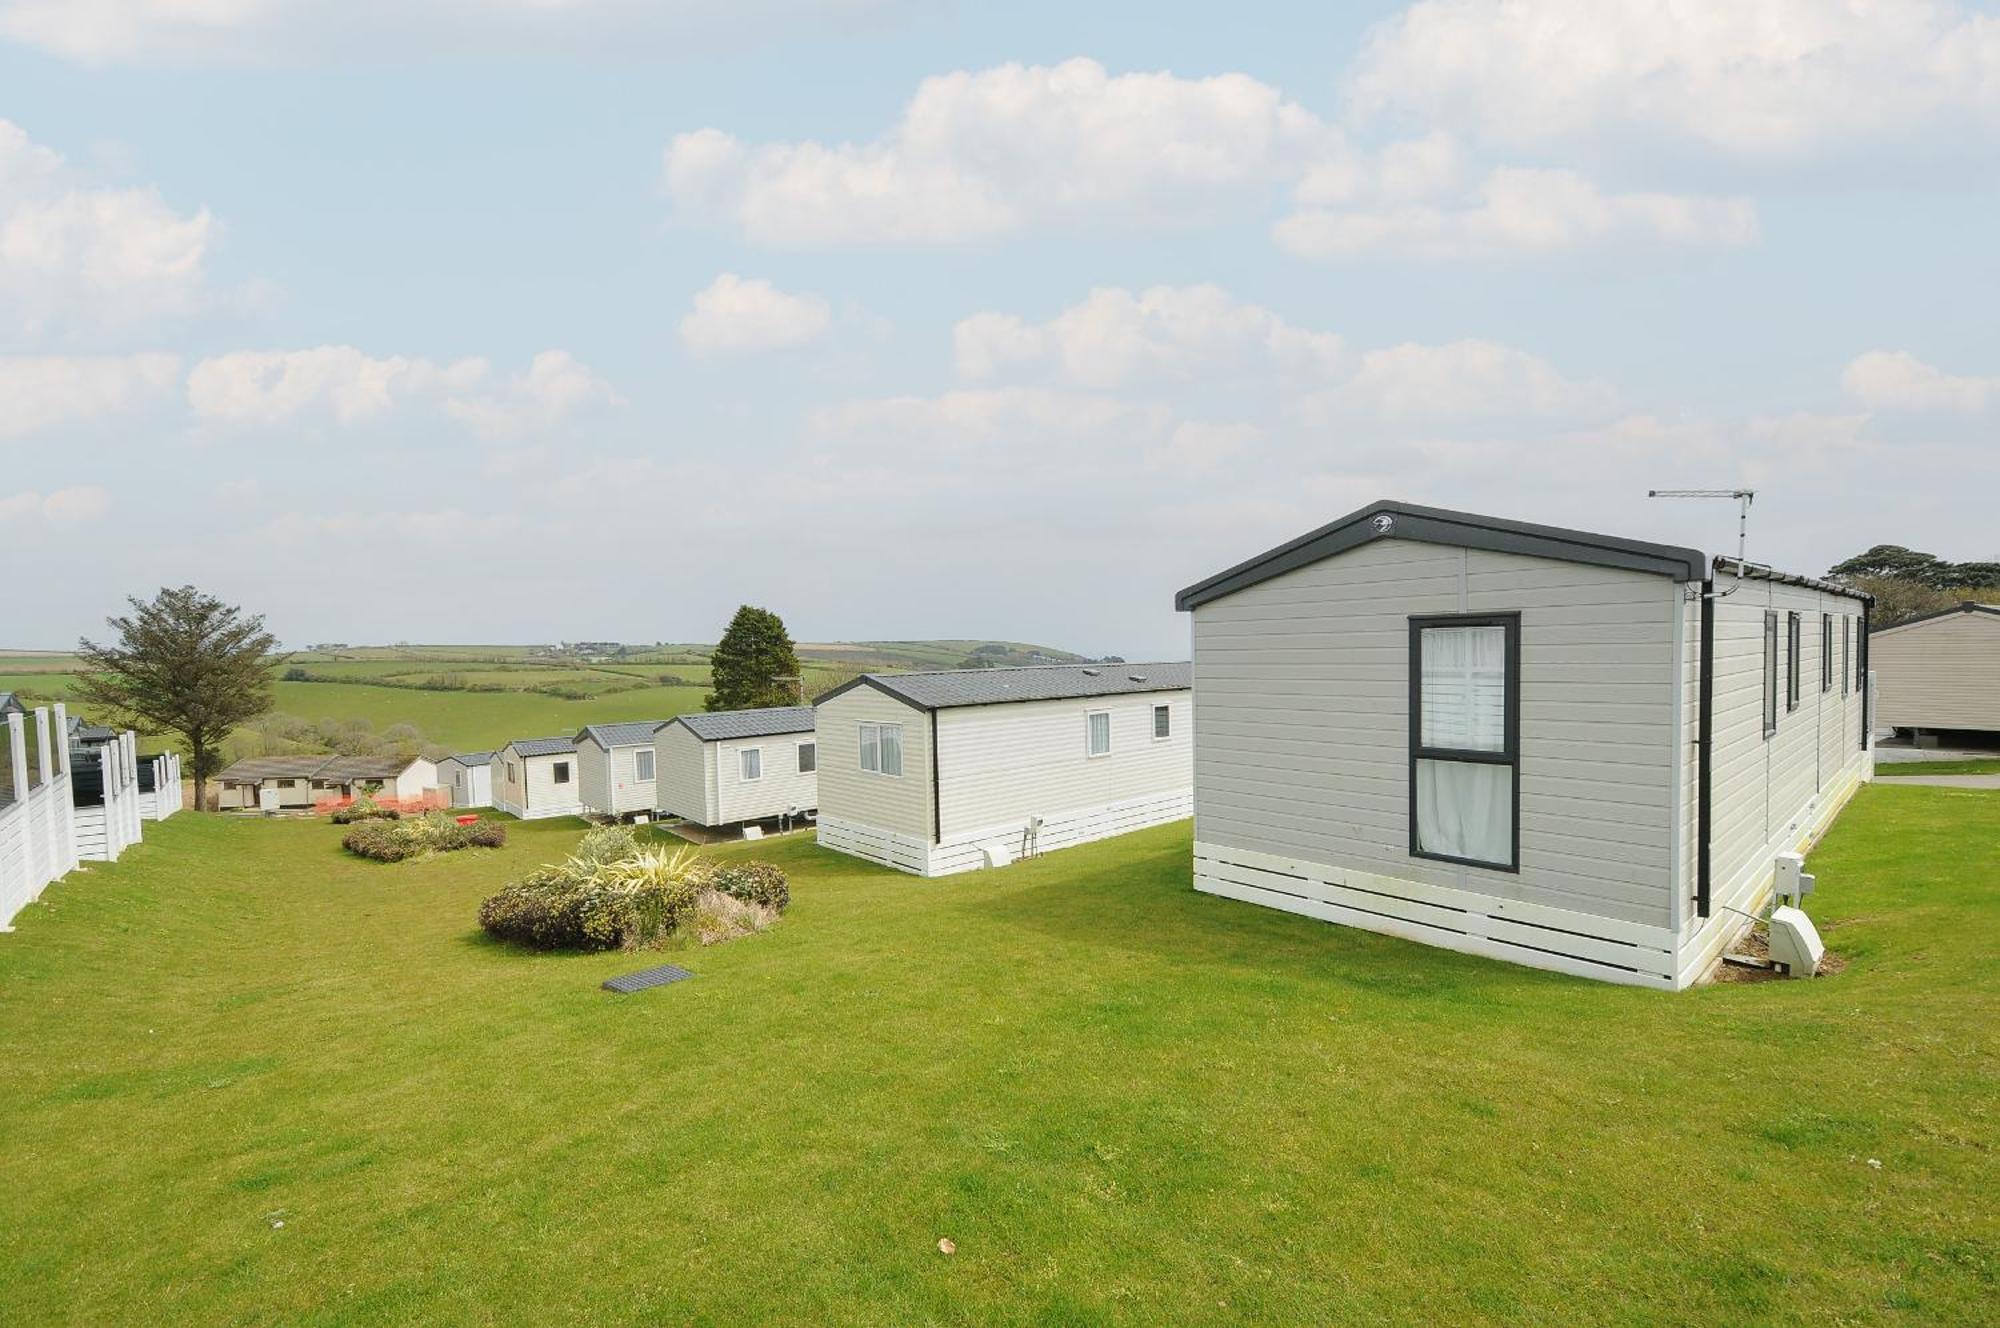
<box><xmin>1347</xmin><ymin>0</ymin><xmax>2000</xmax><ymax>157</ymax></box>
<box><xmin>679</xmin><ymin>273</ymin><xmax>832</xmax><ymax>357</ymax></box>
<box><xmin>1843</xmin><ymin>350</ymin><xmax>1997</xmax><ymax>414</ymax></box>
<box><xmin>1310</xmin><ymin>339</ymin><xmax>1620</xmax><ymax>422</ymax></box>
<box><xmin>0</xmin><ymin>0</ymin><xmax>907</xmax><ymax>66</ymax></box>
<box><xmin>187</xmin><ymin>345</ymin><xmax>619</xmax><ymax>438</ymax></box>
<box><xmin>0</xmin><ymin>352</ymin><xmax>180</xmax><ymax>439</ymax></box>
<box><xmin>664</xmin><ymin>58</ymin><xmax>1333</xmax><ymax>247</ymax></box>
<box><xmin>954</xmin><ymin>284</ymin><xmax>1345</xmax><ymax>388</ymax></box>
<box><xmin>0</xmin><ymin>484</ymin><xmax>112</xmax><ymax>526</ymax></box>
<box><xmin>441</xmin><ymin>350</ymin><xmax>623</xmax><ymax>440</ymax></box>
<box><xmin>0</xmin><ymin>119</ymin><xmax>219</xmax><ymax>338</ymax></box>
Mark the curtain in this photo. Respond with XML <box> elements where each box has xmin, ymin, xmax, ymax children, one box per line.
<box><xmin>1415</xmin><ymin>759</ymin><xmax>1512</xmax><ymax>865</ymax></box>
<box><xmin>1088</xmin><ymin>711</ymin><xmax>1111</xmax><ymax>755</ymax></box>
<box><xmin>879</xmin><ymin>725</ymin><xmax>903</xmax><ymax>776</ymax></box>
<box><xmin>1420</xmin><ymin>625</ymin><xmax>1507</xmax><ymax>752</ymax></box>
<box><xmin>859</xmin><ymin>724</ymin><xmax>878</xmax><ymax>772</ymax></box>
<box><xmin>742</xmin><ymin>749</ymin><xmax>761</xmax><ymax>780</ymax></box>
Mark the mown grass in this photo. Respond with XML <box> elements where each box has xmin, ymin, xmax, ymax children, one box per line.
<box><xmin>1875</xmin><ymin>758</ymin><xmax>2000</xmax><ymax>776</ymax></box>
<box><xmin>0</xmin><ymin>787</ymin><xmax>1992</xmax><ymax>1325</ymax></box>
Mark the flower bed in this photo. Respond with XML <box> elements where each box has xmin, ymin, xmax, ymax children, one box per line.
<box><xmin>343</xmin><ymin>810</ymin><xmax>506</xmax><ymax>862</ymax></box>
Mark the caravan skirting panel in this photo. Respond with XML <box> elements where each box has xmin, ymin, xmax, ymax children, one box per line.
<box><xmin>819</xmin><ymin>789</ymin><xmax>1193</xmax><ymax>878</ymax></box>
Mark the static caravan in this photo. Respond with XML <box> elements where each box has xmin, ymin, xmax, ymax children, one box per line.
<box><xmin>437</xmin><ymin>751</ymin><xmax>495</xmax><ymax>808</ymax></box>
<box><xmin>1869</xmin><ymin>601</ymin><xmax>2000</xmax><ymax>738</ymax></box>
<box><xmin>1175</xmin><ymin>500</ymin><xmax>1872</xmax><ymax>990</ymax></box>
<box><xmin>491</xmin><ymin>737</ymin><xmax>584</xmax><ymax>820</ymax></box>
<box><xmin>654</xmin><ymin>706</ymin><xmax>816</xmax><ymax>828</ymax></box>
<box><xmin>574</xmin><ymin>722</ymin><xmax>666</xmax><ymax>819</ymax></box>
<box><xmin>814</xmin><ymin>664</ymin><xmax>1192</xmax><ymax>877</ymax></box>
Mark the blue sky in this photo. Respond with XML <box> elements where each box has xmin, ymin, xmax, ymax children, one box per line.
<box><xmin>2</xmin><ymin>0</ymin><xmax>1995</xmax><ymax>658</ymax></box>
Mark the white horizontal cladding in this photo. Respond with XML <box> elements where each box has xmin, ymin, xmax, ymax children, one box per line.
<box><xmin>1675</xmin><ymin>758</ymin><xmax>1869</xmax><ymax>989</ymax></box>
<box><xmin>817</xmin><ymin>814</ymin><xmax>930</xmax><ymax>875</ymax></box>
<box><xmin>1193</xmin><ymin>839</ymin><xmax>1680</xmax><ymax>989</ymax></box>
<box><xmin>929</xmin><ymin>788</ymin><xmax>1194</xmax><ymax>877</ymax></box>
<box><xmin>73</xmin><ymin>805</ymin><xmax>111</xmax><ymax>861</ymax></box>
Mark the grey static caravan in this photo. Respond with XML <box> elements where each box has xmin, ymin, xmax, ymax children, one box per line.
<box><xmin>574</xmin><ymin>721</ymin><xmax>667</xmax><ymax>820</ymax></box>
<box><xmin>654</xmin><ymin>706</ymin><xmax>816</xmax><ymax>828</ymax></box>
<box><xmin>436</xmin><ymin>751</ymin><xmax>495</xmax><ymax>808</ymax></box>
<box><xmin>1868</xmin><ymin>601</ymin><xmax>2000</xmax><ymax>738</ymax></box>
<box><xmin>491</xmin><ymin>737</ymin><xmax>584</xmax><ymax>820</ymax></box>
<box><xmin>813</xmin><ymin>663</ymin><xmax>1192</xmax><ymax>877</ymax></box>
<box><xmin>1175</xmin><ymin>500</ymin><xmax>1872</xmax><ymax>990</ymax></box>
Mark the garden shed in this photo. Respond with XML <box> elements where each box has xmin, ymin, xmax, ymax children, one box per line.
<box><xmin>574</xmin><ymin>721</ymin><xmax>666</xmax><ymax>819</ymax></box>
<box><xmin>813</xmin><ymin>664</ymin><xmax>1192</xmax><ymax>877</ymax></box>
<box><xmin>437</xmin><ymin>751</ymin><xmax>494</xmax><ymax>808</ymax></box>
<box><xmin>1175</xmin><ymin>499</ymin><xmax>1873</xmax><ymax>989</ymax></box>
<box><xmin>654</xmin><ymin>706</ymin><xmax>815</xmax><ymax>828</ymax></box>
<box><xmin>491</xmin><ymin>737</ymin><xmax>583</xmax><ymax>820</ymax></box>
<box><xmin>1868</xmin><ymin>601</ymin><xmax>2000</xmax><ymax>738</ymax></box>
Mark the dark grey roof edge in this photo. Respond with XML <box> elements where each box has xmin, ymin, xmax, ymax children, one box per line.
<box><xmin>668</xmin><ymin>706</ymin><xmax>819</xmax><ymax>740</ymax></box>
<box><xmin>814</xmin><ymin>663</ymin><xmax>1192</xmax><ymax>712</ymax></box>
<box><xmin>574</xmin><ymin>721</ymin><xmax>666</xmax><ymax>748</ymax></box>
<box><xmin>1174</xmin><ymin>499</ymin><xmax>1709</xmax><ymax>611</ymax></box>
<box><xmin>1713</xmin><ymin>557</ymin><xmax>1874</xmax><ymax>604</ymax></box>
<box><xmin>810</xmin><ymin>675</ymin><xmax>933</xmax><ymax>712</ymax></box>
<box><xmin>1868</xmin><ymin>599</ymin><xmax>1998</xmax><ymax>635</ymax></box>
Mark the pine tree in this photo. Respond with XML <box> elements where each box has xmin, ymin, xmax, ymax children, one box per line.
<box><xmin>705</xmin><ymin>606</ymin><xmax>802</xmax><ymax>711</ymax></box>
<box><xmin>74</xmin><ymin>586</ymin><xmax>279</xmax><ymax>811</ymax></box>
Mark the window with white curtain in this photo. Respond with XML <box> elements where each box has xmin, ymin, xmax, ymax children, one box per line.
<box><xmin>740</xmin><ymin>748</ymin><xmax>761</xmax><ymax>781</ymax></box>
<box><xmin>1086</xmin><ymin>710</ymin><xmax>1112</xmax><ymax>757</ymax></box>
<box><xmin>1409</xmin><ymin>615</ymin><xmax>1518</xmax><ymax>871</ymax></box>
<box><xmin>634</xmin><ymin>749</ymin><xmax>654</xmax><ymax>782</ymax></box>
<box><xmin>878</xmin><ymin>724</ymin><xmax>903</xmax><ymax>776</ymax></box>
<box><xmin>859</xmin><ymin>723</ymin><xmax>879</xmax><ymax>772</ymax></box>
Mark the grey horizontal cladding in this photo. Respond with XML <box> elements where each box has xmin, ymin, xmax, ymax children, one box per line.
<box><xmin>1715</xmin><ymin>556</ymin><xmax>1874</xmax><ymax>603</ymax></box>
<box><xmin>815</xmin><ymin>662</ymin><xmax>1193</xmax><ymax>711</ymax></box>
<box><xmin>509</xmin><ymin>736</ymin><xmax>578</xmax><ymax>757</ymax></box>
<box><xmin>1173</xmin><ymin>499</ymin><xmax>1708</xmax><ymax>610</ymax></box>
<box><xmin>575</xmin><ymin>721</ymin><xmax>666</xmax><ymax>748</ymax></box>
<box><xmin>1869</xmin><ymin>599</ymin><xmax>1998</xmax><ymax>636</ymax></box>
<box><xmin>672</xmin><ymin>706</ymin><xmax>816</xmax><ymax>742</ymax></box>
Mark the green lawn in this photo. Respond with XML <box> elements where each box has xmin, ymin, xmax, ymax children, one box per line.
<box><xmin>1875</xmin><ymin>758</ymin><xmax>2000</xmax><ymax>776</ymax></box>
<box><xmin>1</xmin><ymin>788</ymin><xmax>1992</xmax><ymax>1325</ymax></box>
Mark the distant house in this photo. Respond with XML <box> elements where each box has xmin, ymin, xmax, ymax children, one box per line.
<box><xmin>491</xmin><ymin>737</ymin><xmax>583</xmax><ymax>820</ymax></box>
<box><xmin>1173</xmin><ymin>499</ymin><xmax>1873</xmax><ymax>990</ymax></box>
<box><xmin>66</xmin><ymin>716</ymin><xmax>119</xmax><ymax>752</ymax></box>
<box><xmin>0</xmin><ymin>692</ymin><xmax>26</xmax><ymax>720</ymax></box>
<box><xmin>1870</xmin><ymin>601</ymin><xmax>2000</xmax><ymax>738</ymax></box>
<box><xmin>654</xmin><ymin>707</ymin><xmax>816</xmax><ymax>829</ymax></box>
<box><xmin>437</xmin><ymin>751</ymin><xmax>495</xmax><ymax>808</ymax></box>
<box><xmin>813</xmin><ymin>664</ymin><xmax>1192</xmax><ymax>877</ymax></box>
<box><xmin>574</xmin><ymin>722</ymin><xmax>665</xmax><ymax>819</ymax></box>
<box><xmin>214</xmin><ymin>753</ymin><xmax>436</xmax><ymax>810</ymax></box>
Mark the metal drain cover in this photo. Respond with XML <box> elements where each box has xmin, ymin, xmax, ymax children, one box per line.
<box><xmin>601</xmin><ymin>963</ymin><xmax>695</xmax><ymax>994</ymax></box>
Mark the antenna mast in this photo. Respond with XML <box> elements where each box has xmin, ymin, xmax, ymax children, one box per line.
<box><xmin>1648</xmin><ymin>488</ymin><xmax>1755</xmax><ymax>566</ymax></box>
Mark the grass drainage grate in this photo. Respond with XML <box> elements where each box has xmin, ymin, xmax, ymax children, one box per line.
<box><xmin>601</xmin><ymin>964</ymin><xmax>695</xmax><ymax>994</ymax></box>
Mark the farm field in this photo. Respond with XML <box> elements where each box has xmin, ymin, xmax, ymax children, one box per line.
<box><xmin>0</xmin><ymin>786</ymin><xmax>1991</xmax><ymax>1325</ymax></box>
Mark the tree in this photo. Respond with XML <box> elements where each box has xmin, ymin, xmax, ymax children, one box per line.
<box><xmin>74</xmin><ymin>586</ymin><xmax>278</xmax><ymax>811</ymax></box>
<box><xmin>705</xmin><ymin>606</ymin><xmax>802</xmax><ymax>711</ymax></box>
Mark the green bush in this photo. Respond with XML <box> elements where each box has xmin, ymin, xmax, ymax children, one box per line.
<box><xmin>330</xmin><ymin>796</ymin><xmax>399</xmax><ymax>825</ymax></box>
<box><xmin>342</xmin><ymin>810</ymin><xmax>505</xmax><ymax>861</ymax></box>
<box><xmin>573</xmin><ymin>825</ymin><xmax>639</xmax><ymax>865</ymax></box>
<box><xmin>705</xmin><ymin>861</ymin><xmax>790</xmax><ymax>913</ymax></box>
<box><xmin>478</xmin><ymin>846</ymin><xmax>704</xmax><ymax>951</ymax></box>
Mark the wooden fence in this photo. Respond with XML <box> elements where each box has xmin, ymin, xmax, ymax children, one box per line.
<box><xmin>1</xmin><ymin>704</ymin><xmax>184</xmax><ymax>931</ymax></box>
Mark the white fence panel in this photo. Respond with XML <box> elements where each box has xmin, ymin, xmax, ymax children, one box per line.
<box><xmin>1</xmin><ymin>705</ymin><xmax>78</xmax><ymax>931</ymax></box>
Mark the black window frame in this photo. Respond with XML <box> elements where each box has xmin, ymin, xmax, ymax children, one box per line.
<box><xmin>1840</xmin><ymin>615</ymin><xmax>1851</xmax><ymax>696</ymax></box>
<box><xmin>1763</xmin><ymin>611</ymin><xmax>1779</xmax><ymax>739</ymax></box>
<box><xmin>1821</xmin><ymin>612</ymin><xmax>1833</xmax><ymax>692</ymax></box>
<box><xmin>1407</xmin><ymin>612</ymin><xmax>1521</xmax><ymax>874</ymax></box>
<box><xmin>1786</xmin><ymin>611</ymin><xmax>1802</xmax><ymax>713</ymax></box>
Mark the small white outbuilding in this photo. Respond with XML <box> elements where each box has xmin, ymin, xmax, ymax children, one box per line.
<box><xmin>437</xmin><ymin>751</ymin><xmax>495</xmax><ymax>808</ymax></box>
<box><xmin>653</xmin><ymin>706</ymin><xmax>816</xmax><ymax>828</ymax></box>
<box><xmin>574</xmin><ymin>721</ymin><xmax>666</xmax><ymax>819</ymax></box>
<box><xmin>813</xmin><ymin>663</ymin><xmax>1192</xmax><ymax>877</ymax></box>
<box><xmin>1175</xmin><ymin>499</ymin><xmax>1873</xmax><ymax>990</ymax></box>
<box><xmin>491</xmin><ymin>737</ymin><xmax>584</xmax><ymax>820</ymax></box>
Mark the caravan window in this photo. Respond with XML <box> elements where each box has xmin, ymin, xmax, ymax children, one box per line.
<box><xmin>634</xmin><ymin>749</ymin><xmax>655</xmax><ymax>781</ymax></box>
<box><xmin>859</xmin><ymin>723</ymin><xmax>902</xmax><ymax>777</ymax></box>
<box><xmin>553</xmin><ymin>761</ymin><xmax>570</xmax><ymax>785</ymax></box>
<box><xmin>1086</xmin><ymin>711</ymin><xmax>1112</xmax><ymax>757</ymax></box>
<box><xmin>1153</xmin><ymin>704</ymin><xmax>1171</xmax><ymax>740</ymax></box>
<box><xmin>1409</xmin><ymin>615</ymin><xmax>1518</xmax><ymax>872</ymax></box>
<box><xmin>740</xmin><ymin>748</ymin><xmax>762</xmax><ymax>781</ymax></box>
<box><xmin>1821</xmin><ymin>613</ymin><xmax>1834</xmax><ymax>692</ymax></box>
<box><xmin>1763</xmin><ymin>612</ymin><xmax>1779</xmax><ymax>737</ymax></box>
<box><xmin>797</xmin><ymin>742</ymin><xmax>816</xmax><ymax>773</ymax></box>
<box><xmin>1841</xmin><ymin>616</ymin><xmax>1851</xmax><ymax>695</ymax></box>
<box><xmin>1787</xmin><ymin>612</ymin><xmax>1802</xmax><ymax>712</ymax></box>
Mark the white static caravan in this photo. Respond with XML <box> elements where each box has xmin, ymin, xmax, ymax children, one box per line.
<box><xmin>654</xmin><ymin>707</ymin><xmax>816</xmax><ymax>828</ymax></box>
<box><xmin>437</xmin><ymin>751</ymin><xmax>495</xmax><ymax>808</ymax></box>
<box><xmin>814</xmin><ymin>664</ymin><xmax>1193</xmax><ymax>877</ymax></box>
<box><xmin>574</xmin><ymin>722</ymin><xmax>666</xmax><ymax>819</ymax></box>
<box><xmin>1175</xmin><ymin>500</ymin><xmax>1873</xmax><ymax>991</ymax></box>
<box><xmin>317</xmin><ymin>754</ymin><xmax>439</xmax><ymax>802</ymax></box>
<box><xmin>491</xmin><ymin>737</ymin><xmax>584</xmax><ymax>820</ymax></box>
<box><xmin>1869</xmin><ymin>601</ymin><xmax>2000</xmax><ymax>738</ymax></box>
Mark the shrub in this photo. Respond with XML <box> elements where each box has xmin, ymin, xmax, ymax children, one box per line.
<box><xmin>342</xmin><ymin>818</ymin><xmax>420</xmax><ymax>862</ymax></box>
<box><xmin>573</xmin><ymin>825</ymin><xmax>639</xmax><ymax>866</ymax></box>
<box><xmin>705</xmin><ymin>860</ymin><xmax>790</xmax><ymax>913</ymax></box>
<box><xmin>331</xmin><ymin>796</ymin><xmax>400</xmax><ymax>825</ymax></box>
<box><xmin>463</xmin><ymin>819</ymin><xmax>507</xmax><ymax>848</ymax></box>
<box><xmin>686</xmin><ymin>890</ymin><xmax>778</xmax><ymax>946</ymax></box>
<box><xmin>478</xmin><ymin>846</ymin><xmax>704</xmax><ymax>951</ymax></box>
<box><xmin>341</xmin><ymin>810</ymin><xmax>505</xmax><ymax>861</ymax></box>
